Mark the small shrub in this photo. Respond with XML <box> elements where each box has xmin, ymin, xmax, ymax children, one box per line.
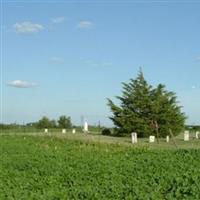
<box><xmin>101</xmin><ymin>128</ymin><xmax>111</xmax><ymax>136</ymax></box>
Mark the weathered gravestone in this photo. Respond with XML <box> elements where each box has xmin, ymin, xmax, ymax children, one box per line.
<box><xmin>62</xmin><ymin>129</ymin><xmax>66</xmax><ymax>134</ymax></box>
<box><xmin>44</xmin><ymin>128</ymin><xmax>48</xmax><ymax>133</ymax></box>
<box><xmin>184</xmin><ymin>130</ymin><xmax>189</xmax><ymax>141</ymax></box>
<box><xmin>166</xmin><ymin>135</ymin><xmax>169</xmax><ymax>143</ymax></box>
<box><xmin>131</xmin><ymin>132</ymin><xmax>137</xmax><ymax>144</ymax></box>
<box><xmin>196</xmin><ymin>131</ymin><xmax>200</xmax><ymax>139</ymax></box>
<box><xmin>149</xmin><ymin>135</ymin><xmax>155</xmax><ymax>143</ymax></box>
<box><xmin>72</xmin><ymin>129</ymin><xmax>76</xmax><ymax>134</ymax></box>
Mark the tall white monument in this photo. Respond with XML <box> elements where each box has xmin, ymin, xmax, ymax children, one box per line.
<box><xmin>84</xmin><ymin>121</ymin><xmax>88</xmax><ymax>133</ymax></box>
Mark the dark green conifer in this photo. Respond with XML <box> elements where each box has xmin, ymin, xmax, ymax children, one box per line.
<box><xmin>107</xmin><ymin>70</ymin><xmax>186</xmax><ymax>137</ymax></box>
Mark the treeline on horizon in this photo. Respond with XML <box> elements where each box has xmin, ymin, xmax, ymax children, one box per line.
<box><xmin>0</xmin><ymin>115</ymin><xmax>104</xmax><ymax>132</ymax></box>
<box><xmin>0</xmin><ymin>122</ymin><xmax>200</xmax><ymax>132</ymax></box>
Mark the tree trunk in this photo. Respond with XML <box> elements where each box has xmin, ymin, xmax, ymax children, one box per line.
<box><xmin>169</xmin><ymin>128</ymin><xmax>178</xmax><ymax>149</ymax></box>
<box><xmin>155</xmin><ymin>120</ymin><xmax>160</xmax><ymax>143</ymax></box>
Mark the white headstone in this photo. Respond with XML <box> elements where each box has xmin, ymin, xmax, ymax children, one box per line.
<box><xmin>84</xmin><ymin>121</ymin><xmax>88</xmax><ymax>133</ymax></box>
<box><xmin>149</xmin><ymin>135</ymin><xmax>155</xmax><ymax>143</ymax></box>
<box><xmin>62</xmin><ymin>129</ymin><xmax>66</xmax><ymax>134</ymax></box>
<box><xmin>166</xmin><ymin>135</ymin><xmax>169</xmax><ymax>143</ymax></box>
<box><xmin>196</xmin><ymin>131</ymin><xmax>199</xmax><ymax>139</ymax></box>
<box><xmin>131</xmin><ymin>132</ymin><xmax>137</xmax><ymax>144</ymax></box>
<box><xmin>44</xmin><ymin>128</ymin><xmax>48</xmax><ymax>133</ymax></box>
<box><xmin>72</xmin><ymin>129</ymin><xmax>76</xmax><ymax>134</ymax></box>
<box><xmin>184</xmin><ymin>131</ymin><xmax>189</xmax><ymax>141</ymax></box>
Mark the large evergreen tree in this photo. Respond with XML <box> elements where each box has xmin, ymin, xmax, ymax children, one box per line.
<box><xmin>107</xmin><ymin>70</ymin><xmax>186</xmax><ymax>137</ymax></box>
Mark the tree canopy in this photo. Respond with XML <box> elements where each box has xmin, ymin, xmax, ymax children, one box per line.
<box><xmin>107</xmin><ymin>70</ymin><xmax>186</xmax><ymax>137</ymax></box>
<box><xmin>58</xmin><ymin>115</ymin><xmax>72</xmax><ymax>129</ymax></box>
<box><xmin>36</xmin><ymin>115</ymin><xmax>72</xmax><ymax>129</ymax></box>
<box><xmin>37</xmin><ymin>116</ymin><xmax>56</xmax><ymax>128</ymax></box>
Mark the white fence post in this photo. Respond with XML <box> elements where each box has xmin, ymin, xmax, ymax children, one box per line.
<box><xmin>166</xmin><ymin>135</ymin><xmax>169</xmax><ymax>143</ymax></box>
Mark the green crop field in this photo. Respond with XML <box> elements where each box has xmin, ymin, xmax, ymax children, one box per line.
<box><xmin>1</xmin><ymin>134</ymin><xmax>200</xmax><ymax>199</ymax></box>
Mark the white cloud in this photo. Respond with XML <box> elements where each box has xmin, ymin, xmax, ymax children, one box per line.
<box><xmin>50</xmin><ymin>57</ymin><xmax>64</xmax><ymax>64</ymax></box>
<box><xmin>192</xmin><ymin>85</ymin><xmax>196</xmax><ymax>89</ymax></box>
<box><xmin>7</xmin><ymin>80</ymin><xmax>37</xmax><ymax>88</ymax></box>
<box><xmin>51</xmin><ymin>17</ymin><xmax>65</xmax><ymax>24</ymax></box>
<box><xmin>191</xmin><ymin>85</ymin><xmax>200</xmax><ymax>89</ymax></box>
<box><xmin>77</xmin><ymin>21</ymin><xmax>93</xmax><ymax>29</ymax></box>
<box><xmin>13</xmin><ymin>21</ymin><xmax>44</xmax><ymax>33</ymax></box>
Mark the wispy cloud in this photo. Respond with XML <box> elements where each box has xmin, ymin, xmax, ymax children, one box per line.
<box><xmin>13</xmin><ymin>21</ymin><xmax>44</xmax><ymax>33</ymax></box>
<box><xmin>84</xmin><ymin>59</ymin><xmax>94</xmax><ymax>65</ymax></box>
<box><xmin>77</xmin><ymin>21</ymin><xmax>93</xmax><ymax>29</ymax></box>
<box><xmin>102</xmin><ymin>62</ymin><xmax>113</xmax><ymax>67</ymax></box>
<box><xmin>7</xmin><ymin>80</ymin><xmax>37</xmax><ymax>88</ymax></box>
<box><xmin>192</xmin><ymin>85</ymin><xmax>196</xmax><ymax>89</ymax></box>
<box><xmin>51</xmin><ymin>17</ymin><xmax>65</xmax><ymax>24</ymax></box>
<box><xmin>82</xmin><ymin>58</ymin><xmax>112</xmax><ymax>67</ymax></box>
<box><xmin>50</xmin><ymin>57</ymin><xmax>64</xmax><ymax>64</ymax></box>
<box><xmin>191</xmin><ymin>85</ymin><xmax>200</xmax><ymax>90</ymax></box>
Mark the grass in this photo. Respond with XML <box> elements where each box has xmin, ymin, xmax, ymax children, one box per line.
<box><xmin>1</xmin><ymin>130</ymin><xmax>200</xmax><ymax>150</ymax></box>
<box><xmin>0</xmin><ymin>134</ymin><xmax>200</xmax><ymax>199</ymax></box>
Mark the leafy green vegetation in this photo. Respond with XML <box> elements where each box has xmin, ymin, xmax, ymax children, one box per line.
<box><xmin>1</xmin><ymin>135</ymin><xmax>200</xmax><ymax>199</ymax></box>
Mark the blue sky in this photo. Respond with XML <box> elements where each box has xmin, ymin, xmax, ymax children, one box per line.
<box><xmin>1</xmin><ymin>1</ymin><xmax>200</xmax><ymax>126</ymax></box>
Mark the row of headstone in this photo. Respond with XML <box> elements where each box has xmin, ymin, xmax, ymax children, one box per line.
<box><xmin>149</xmin><ymin>135</ymin><xmax>170</xmax><ymax>143</ymax></box>
<box><xmin>131</xmin><ymin>130</ymin><xmax>200</xmax><ymax>144</ymax></box>
<box><xmin>184</xmin><ymin>130</ymin><xmax>200</xmax><ymax>141</ymax></box>
<box><xmin>44</xmin><ymin>121</ymin><xmax>90</xmax><ymax>134</ymax></box>
<box><xmin>131</xmin><ymin>132</ymin><xmax>170</xmax><ymax>144</ymax></box>
<box><xmin>44</xmin><ymin>128</ymin><xmax>76</xmax><ymax>134</ymax></box>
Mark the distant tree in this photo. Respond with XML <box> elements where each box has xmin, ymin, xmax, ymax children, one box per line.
<box><xmin>26</xmin><ymin>122</ymin><xmax>39</xmax><ymax>127</ymax></box>
<box><xmin>101</xmin><ymin>128</ymin><xmax>112</xmax><ymax>136</ymax></box>
<box><xmin>37</xmin><ymin>116</ymin><xmax>52</xmax><ymax>128</ymax></box>
<box><xmin>107</xmin><ymin>69</ymin><xmax>186</xmax><ymax>137</ymax></box>
<box><xmin>49</xmin><ymin>120</ymin><xmax>57</xmax><ymax>128</ymax></box>
<box><xmin>58</xmin><ymin>115</ymin><xmax>72</xmax><ymax>129</ymax></box>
